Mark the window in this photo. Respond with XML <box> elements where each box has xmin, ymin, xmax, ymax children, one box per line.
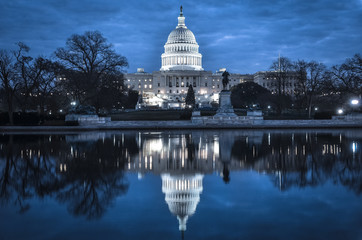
<box><xmin>149</xmin><ymin>84</ymin><xmax>152</xmax><ymax>88</ymax></box>
<box><xmin>181</xmin><ymin>82</ymin><xmax>184</xmax><ymax>87</ymax></box>
<box><xmin>186</xmin><ymin>82</ymin><xmax>189</xmax><ymax>87</ymax></box>
<box><xmin>176</xmin><ymin>82</ymin><xmax>179</xmax><ymax>87</ymax></box>
<box><xmin>169</xmin><ymin>90</ymin><xmax>172</xmax><ymax>93</ymax></box>
<box><xmin>144</xmin><ymin>84</ymin><xmax>147</xmax><ymax>88</ymax></box>
<box><xmin>205</xmin><ymin>82</ymin><xmax>207</xmax><ymax>87</ymax></box>
<box><xmin>217</xmin><ymin>85</ymin><xmax>219</xmax><ymax>88</ymax></box>
<box><xmin>193</xmin><ymin>82</ymin><xmax>196</xmax><ymax>87</ymax></box>
<box><xmin>158</xmin><ymin>90</ymin><xmax>160</xmax><ymax>93</ymax></box>
<box><xmin>158</xmin><ymin>83</ymin><xmax>160</xmax><ymax>87</ymax></box>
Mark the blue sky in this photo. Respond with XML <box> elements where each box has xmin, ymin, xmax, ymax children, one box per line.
<box><xmin>1</xmin><ymin>0</ymin><xmax>361</xmax><ymax>74</ymax></box>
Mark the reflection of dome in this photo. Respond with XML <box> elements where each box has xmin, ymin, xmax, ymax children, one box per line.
<box><xmin>161</xmin><ymin>173</ymin><xmax>203</xmax><ymax>231</ymax></box>
<box><xmin>160</xmin><ymin>6</ymin><xmax>203</xmax><ymax>71</ymax></box>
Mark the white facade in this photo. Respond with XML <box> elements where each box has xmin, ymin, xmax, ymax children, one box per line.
<box><xmin>254</xmin><ymin>71</ymin><xmax>301</xmax><ymax>96</ymax></box>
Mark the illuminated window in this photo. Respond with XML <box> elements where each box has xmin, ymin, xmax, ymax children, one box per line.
<box><xmin>149</xmin><ymin>84</ymin><xmax>152</xmax><ymax>88</ymax></box>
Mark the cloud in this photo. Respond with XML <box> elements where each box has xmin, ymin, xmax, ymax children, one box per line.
<box><xmin>0</xmin><ymin>0</ymin><xmax>361</xmax><ymax>73</ymax></box>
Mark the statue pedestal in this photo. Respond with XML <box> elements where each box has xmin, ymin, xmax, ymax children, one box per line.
<box><xmin>214</xmin><ymin>91</ymin><xmax>237</xmax><ymax>117</ymax></box>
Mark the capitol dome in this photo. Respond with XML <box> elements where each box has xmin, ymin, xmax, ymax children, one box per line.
<box><xmin>161</xmin><ymin>173</ymin><xmax>204</xmax><ymax>232</ymax></box>
<box><xmin>160</xmin><ymin>6</ymin><xmax>203</xmax><ymax>71</ymax></box>
<box><xmin>166</xmin><ymin>28</ymin><xmax>197</xmax><ymax>45</ymax></box>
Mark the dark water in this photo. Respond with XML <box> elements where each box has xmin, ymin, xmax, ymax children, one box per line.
<box><xmin>0</xmin><ymin>130</ymin><xmax>361</xmax><ymax>240</ymax></box>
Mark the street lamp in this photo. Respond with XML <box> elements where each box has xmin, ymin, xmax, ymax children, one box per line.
<box><xmin>71</xmin><ymin>101</ymin><xmax>76</xmax><ymax>106</ymax></box>
<box><xmin>351</xmin><ymin>99</ymin><xmax>359</xmax><ymax>105</ymax></box>
<box><xmin>337</xmin><ymin>109</ymin><xmax>344</xmax><ymax>114</ymax></box>
<box><xmin>351</xmin><ymin>99</ymin><xmax>359</xmax><ymax>112</ymax></box>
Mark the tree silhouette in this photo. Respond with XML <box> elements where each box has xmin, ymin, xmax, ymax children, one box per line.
<box><xmin>55</xmin><ymin>31</ymin><xmax>128</xmax><ymax>111</ymax></box>
<box><xmin>185</xmin><ymin>85</ymin><xmax>195</xmax><ymax>108</ymax></box>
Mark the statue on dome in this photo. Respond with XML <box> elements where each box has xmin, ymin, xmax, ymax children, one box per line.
<box><xmin>222</xmin><ymin>71</ymin><xmax>230</xmax><ymax>90</ymax></box>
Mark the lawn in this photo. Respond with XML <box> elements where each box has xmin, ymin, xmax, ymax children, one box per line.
<box><xmin>110</xmin><ymin>110</ymin><xmax>191</xmax><ymax>121</ymax></box>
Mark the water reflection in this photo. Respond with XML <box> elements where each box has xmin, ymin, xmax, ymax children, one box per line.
<box><xmin>0</xmin><ymin>134</ymin><xmax>129</xmax><ymax>219</ymax></box>
<box><xmin>0</xmin><ymin>130</ymin><xmax>361</xmax><ymax>234</ymax></box>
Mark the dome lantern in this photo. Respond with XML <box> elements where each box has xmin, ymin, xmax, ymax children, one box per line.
<box><xmin>177</xmin><ymin>6</ymin><xmax>186</xmax><ymax>28</ymax></box>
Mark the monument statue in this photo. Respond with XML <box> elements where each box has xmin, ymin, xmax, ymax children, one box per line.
<box><xmin>222</xmin><ymin>71</ymin><xmax>230</xmax><ymax>90</ymax></box>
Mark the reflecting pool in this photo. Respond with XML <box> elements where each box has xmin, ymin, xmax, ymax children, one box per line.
<box><xmin>0</xmin><ymin>130</ymin><xmax>361</xmax><ymax>239</ymax></box>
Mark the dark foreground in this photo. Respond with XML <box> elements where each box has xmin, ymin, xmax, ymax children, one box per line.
<box><xmin>0</xmin><ymin>130</ymin><xmax>361</xmax><ymax>239</ymax></box>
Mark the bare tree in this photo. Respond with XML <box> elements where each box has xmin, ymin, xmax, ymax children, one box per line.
<box><xmin>0</xmin><ymin>49</ymin><xmax>20</xmax><ymax>125</ymax></box>
<box><xmin>268</xmin><ymin>56</ymin><xmax>294</xmax><ymax>114</ymax></box>
<box><xmin>294</xmin><ymin>60</ymin><xmax>326</xmax><ymax>118</ymax></box>
<box><xmin>32</xmin><ymin>58</ymin><xmax>63</xmax><ymax>115</ymax></box>
<box><xmin>55</xmin><ymin>31</ymin><xmax>128</xmax><ymax>111</ymax></box>
<box><xmin>330</xmin><ymin>54</ymin><xmax>362</xmax><ymax>97</ymax></box>
<box><xmin>13</xmin><ymin>43</ymin><xmax>40</xmax><ymax>112</ymax></box>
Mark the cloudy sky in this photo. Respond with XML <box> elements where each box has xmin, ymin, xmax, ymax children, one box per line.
<box><xmin>1</xmin><ymin>0</ymin><xmax>361</xmax><ymax>74</ymax></box>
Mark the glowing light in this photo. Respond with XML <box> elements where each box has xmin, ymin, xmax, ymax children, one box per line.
<box><xmin>351</xmin><ymin>99</ymin><xmax>359</xmax><ymax>105</ymax></box>
<box><xmin>352</xmin><ymin>142</ymin><xmax>357</xmax><ymax>153</ymax></box>
<box><xmin>337</xmin><ymin>109</ymin><xmax>343</xmax><ymax>114</ymax></box>
<box><xmin>148</xmin><ymin>138</ymin><xmax>163</xmax><ymax>152</ymax></box>
<box><xmin>71</xmin><ymin>101</ymin><xmax>76</xmax><ymax>106</ymax></box>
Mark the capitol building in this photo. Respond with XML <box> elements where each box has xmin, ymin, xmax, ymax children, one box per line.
<box><xmin>125</xmin><ymin>7</ymin><xmax>297</xmax><ymax>109</ymax></box>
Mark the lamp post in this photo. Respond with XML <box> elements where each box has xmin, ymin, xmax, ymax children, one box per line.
<box><xmin>351</xmin><ymin>99</ymin><xmax>359</xmax><ymax>113</ymax></box>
